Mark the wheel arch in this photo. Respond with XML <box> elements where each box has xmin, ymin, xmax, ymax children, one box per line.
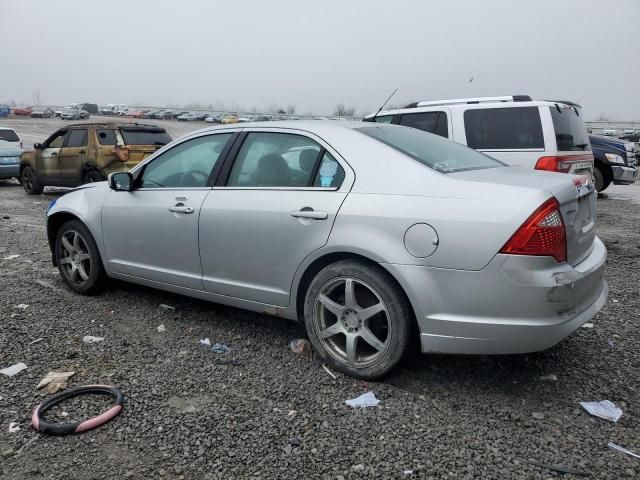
<box><xmin>594</xmin><ymin>158</ymin><xmax>613</xmax><ymax>183</ymax></box>
<box><xmin>47</xmin><ymin>211</ymin><xmax>82</xmax><ymax>265</ymax></box>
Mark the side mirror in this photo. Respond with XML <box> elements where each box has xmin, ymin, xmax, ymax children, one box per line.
<box><xmin>108</xmin><ymin>172</ymin><xmax>133</xmax><ymax>191</ymax></box>
<box><xmin>34</xmin><ymin>143</ymin><xmax>43</xmax><ymax>150</ymax></box>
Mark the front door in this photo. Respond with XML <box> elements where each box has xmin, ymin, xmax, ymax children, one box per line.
<box><xmin>199</xmin><ymin>130</ymin><xmax>352</xmax><ymax>306</ymax></box>
<box><xmin>36</xmin><ymin>129</ymin><xmax>67</xmax><ymax>183</ymax></box>
<box><xmin>59</xmin><ymin>128</ymin><xmax>88</xmax><ymax>183</ymax></box>
<box><xmin>101</xmin><ymin>132</ymin><xmax>235</xmax><ymax>289</ymax></box>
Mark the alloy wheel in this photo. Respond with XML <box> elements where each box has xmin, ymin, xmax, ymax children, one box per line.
<box><xmin>313</xmin><ymin>277</ymin><xmax>391</xmax><ymax>367</ymax></box>
<box><xmin>58</xmin><ymin>230</ymin><xmax>92</xmax><ymax>285</ymax></box>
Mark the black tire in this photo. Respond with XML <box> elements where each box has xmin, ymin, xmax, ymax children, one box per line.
<box><xmin>83</xmin><ymin>169</ymin><xmax>103</xmax><ymax>184</ymax></box>
<box><xmin>593</xmin><ymin>166</ymin><xmax>611</xmax><ymax>193</ymax></box>
<box><xmin>54</xmin><ymin>220</ymin><xmax>106</xmax><ymax>295</ymax></box>
<box><xmin>304</xmin><ymin>260</ymin><xmax>411</xmax><ymax>379</ymax></box>
<box><xmin>21</xmin><ymin>166</ymin><xmax>44</xmax><ymax>195</ymax></box>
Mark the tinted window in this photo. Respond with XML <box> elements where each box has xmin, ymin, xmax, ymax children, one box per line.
<box><xmin>0</xmin><ymin>130</ymin><xmax>19</xmax><ymax>142</ymax></box>
<box><xmin>47</xmin><ymin>130</ymin><xmax>67</xmax><ymax>148</ymax></box>
<box><xmin>228</xmin><ymin>133</ymin><xmax>322</xmax><ymax>187</ymax></box>
<box><xmin>97</xmin><ymin>129</ymin><xmax>117</xmax><ymax>145</ymax></box>
<box><xmin>66</xmin><ymin>129</ymin><xmax>88</xmax><ymax>148</ymax></box>
<box><xmin>120</xmin><ymin>127</ymin><xmax>172</xmax><ymax>146</ymax></box>
<box><xmin>140</xmin><ymin>134</ymin><xmax>232</xmax><ymax>188</ymax></box>
<box><xmin>464</xmin><ymin>107</ymin><xmax>544</xmax><ymax>149</ymax></box>
<box><xmin>312</xmin><ymin>152</ymin><xmax>345</xmax><ymax>188</ymax></box>
<box><xmin>549</xmin><ymin>105</ymin><xmax>590</xmax><ymax>151</ymax></box>
<box><xmin>399</xmin><ymin>111</ymin><xmax>448</xmax><ymax>138</ymax></box>
<box><xmin>357</xmin><ymin>125</ymin><xmax>505</xmax><ymax>173</ymax></box>
<box><xmin>369</xmin><ymin>115</ymin><xmax>393</xmax><ymax>124</ymax></box>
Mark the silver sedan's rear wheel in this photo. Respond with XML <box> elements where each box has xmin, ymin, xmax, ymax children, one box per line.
<box><xmin>304</xmin><ymin>260</ymin><xmax>411</xmax><ymax>379</ymax></box>
<box><xmin>55</xmin><ymin>220</ymin><xmax>106</xmax><ymax>294</ymax></box>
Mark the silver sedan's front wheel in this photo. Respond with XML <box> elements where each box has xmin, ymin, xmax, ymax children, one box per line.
<box><xmin>55</xmin><ymin>220</ymin><xmax>106</xmax><ymax>294</ymax></box>
<box><xmin>305</xmin><ymin>260</ymin><xmax>411</xmax><ymax>379</ymax></box>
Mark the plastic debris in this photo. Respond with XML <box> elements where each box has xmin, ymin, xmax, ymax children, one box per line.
<box><xmin>3</xmin><ymin>254</ymin><xmax>20</xmax><ymax>260</ymax></box>
<box><xmin>199</xmin><ymin>338</ymin><xmax>211</xmax><ymax>347</ymax></box>
<box><xmin>156</xmin><ymin>324</ymin><xmax>166</xmax><ymax>333</ymax></box>
<box><xmin>82</xmin><ymin>336</ymin><xmax>105</xmax><ymax>344</ymax></box>
<box><xmin>0</xmin><ymin>363</ymin><xmax>28</xmax><ymax>377</ymax></box>
<box><xmin>29</xmin><ymin>338</ymin><xmax>44</xmax><ymax>345</ymax></box>
<box><xmin>15</xmin><ymin>304</ymin><xmax>29</xmax><ymax>309</ymax></box>
<box><xmin>612</xmin><ymin>299</ymin><xmax>619</xmax><ymax>303</ymax></box>
<box><xmin>36</xmin><ymin>371</ymin><xmax>76</xmax><ymax>394</ymax></box>
<box><xmin>581</xmin><ymin>322</ymin><xmax>594</xmax><ymax>329</ymax></box>
<box><xmin>322</xmin><ymin>364</ymin><xmax>337</xmax><ymax>380</ymax></box>
<box><xmin>580</xmin><ymin>400</ymin><xmax>623</xmax><ymax>422</ymax></box>
<box><xmin>608</xmin><ymin>338</ymin><xmax>615</xmax><ymax>347</ymax></box>
<box><xmin>526</xmin><ymin>460</ymin><xmax>590</xmax><ymax>477</ymax></box>
<box><xmin>289</xmin><ymin>338</ymin><xmax>311</xmax><ymax>355</ymax></box>
<box><xmin>159</xmin><ymin>304</ymin><xmax>175</xmax><ymax>311</ymax></box>
<box><xmin>9</xmin><ymin>423</ymin><xmax>20</xmax><ymax>433</ymax></box>
<box><xmin>539</xmin><ymin>374</ymin><xmax>558</xmax><ymax>381</ymax></box>
<box><xmin>211</xmin><ymin>343</ymin><xmax>231</xmax><ymax>354</ymax></box>
<box><xmin>352</xmin><ymin>464</ymin><xmax>365</xmax><ymax>472</ymax></box>
<box><xmin>532</xmin><ymin>412</ymin><xmax>545</xmax><ymax>420</ymax></box>
<box><xmin>403</xmin><ymin>470</ymin><xmax>414</xmax><ymax>476</ymax></box>
<box><xmin>608</xmin><ymin>442</ymin><xmax>640</xmax><ymax>459</ymax></box>
<box><xmin>345</xmin><ymin>391</ymin><xmax>380</xmax><ymax>408</ymax></box>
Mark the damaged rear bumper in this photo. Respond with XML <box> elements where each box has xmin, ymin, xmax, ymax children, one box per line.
<box><xmin>382</xmin><ymin>237</ymin><xmax>608</xmax><ymax>354</ymax></box>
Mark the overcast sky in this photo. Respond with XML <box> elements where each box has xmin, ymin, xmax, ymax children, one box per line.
<box><xmin>1</xmin><ymin>0</ymin><xmax>639</xmax><ymax>119</ymax></box>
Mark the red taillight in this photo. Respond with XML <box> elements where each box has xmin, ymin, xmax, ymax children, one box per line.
<box><xmin>500</xmin><ymin>198</ymin><xmax>566</xmax><ymax>263</ymax></box>
<box><xmin>535</xmin><ymin>154</ymin><xmax>593</xmax><ymax>173</ymax></box>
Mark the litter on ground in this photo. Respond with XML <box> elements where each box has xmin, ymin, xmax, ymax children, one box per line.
<box><xmin>15</xmin><ymin>304</ymin><xmax>29</xmax><ymax>309</ymax></box>
<box><xmin>0</xmin><ymin>363</ymin><xmax>28</xmax><ymax>377</ymax></box>
<box><xmin>345</xmin><ymin>391</ymin><xmax>380</xmax><ymax>408</ymax></box>
<box><xmin>608</xmin><ymin>442</ymin><xmax>640</xmax><ymax>459</ymax></box>
<box><xmin>539</xmin><ymin>374</ymin><xmax>558</xmax><ymax>381</ymax></box>
<box><xmin>159</xmin><ymin>304</ymin><xmax>175</xmax><ymax>310</ymax></box>
<box><xmin>211</xmin><ymin>343</ymin><xmax>231</xmax><ymax>354</ymax></box>
<box><xmin>322</xmin><ymin>364</ymin><xmax>337</xmax><ymax>379</ymax></box>
<box><xmin>580</xmin><ymin>400</ymin><xmax>623</xmax><ymax>422</ymax></box>
<box><xmin>9</xmin><ymin>423</ymin><xmax>20</xmax><ymax>433</ymax></box>
<box><xmin>83</xmin><ymin>335</ymin><xmax>105</xmax><ymax>344</ymax></box>
<box><xmin>36</xmin><ymin>371</ymin><xmax>76</xmax><ymax>394</ymax></box>
<box><xmin>3</xmin><ymin>254</ymin><xmax>20</xmax><ymax>260</ymax></box>
<box><xmin>199</xmin><ymin>338</ymin><xmax>211</xmax><ymax>347</ymax></box>
<box><xmin>581</xmin><ymin>323</ymin><xmax>594</xmax><ymax>329</ymax></box>
<box><xmin>29</xmin><ymin>338</ymin><xmax>44</xmax><ymax>345</ymax></box>
<box><xmin>289</xmin><ymin>338</ymin><xmax>311</xmax><ymax>354</ymax></box>
<box><xmin>157</xmin><ymin>324</ymin><xmax>166</xmax><ymax>333</ymax></box>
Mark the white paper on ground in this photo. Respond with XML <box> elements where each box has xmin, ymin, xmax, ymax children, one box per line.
<box><xmin>36</xmin><ymin>371</ymin><xmax>76</xmax><ymax>389</ymax></box>
<box><xmin>345</xmin><ymin>391</ymin><xmax>380</xmax><ymax>408</ymax></box>
<box><xmin>83</xmin><ymin>335</ymin><xmax>105</xmax><ymax>344</ymax></box>
<box><xmin>200</xmin><ymin>338</ymin><xmax>211</xmax><ymax>346</ymax></box>
<box><xmin>0</xmin><ymin>363</ymin><xmax>28</xmax><ymax>377</ymax></box>
<box><xmin>9</xmin><ymin>422</ymin><xmax>20</xmax><ymax>433</ymax></box>
<box><xmin>580</xmin><ymin>400</ymin><xmax>623</xmax><ymax>422</ymax></box>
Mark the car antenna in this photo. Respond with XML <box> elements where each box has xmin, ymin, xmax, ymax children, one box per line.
<box><xmin>371</xmin><ymin>88</ymin><xmax>398</xmax><ymax>120</ymax></box>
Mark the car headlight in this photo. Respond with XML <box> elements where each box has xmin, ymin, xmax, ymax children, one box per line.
<box><xmin>605</xmin><ymin>153</ymin><xmax>625</xmax><ymax>165</ymax></box>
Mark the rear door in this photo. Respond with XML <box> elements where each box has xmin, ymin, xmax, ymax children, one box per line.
<box><xmin>59</xmin><ymin>128</ymin><xmax>88</xmax><ymax>182</ymax></box>
<box><xmin>396</xmin><ymin>110</ymin><xmax>450</xmax><ymax>138</ymax></box>
<box><xmin>199</xmin><ymin>129</ymin><xmax>354</xmax><ymax>306</ymax></box>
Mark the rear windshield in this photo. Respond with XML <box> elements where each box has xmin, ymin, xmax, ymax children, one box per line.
<box><xmin>0</xmin><ymin>130</ymin><xmax>19</xmax><ymax>142</ymax></box>
<box><xmin>356</xmin><ymin>125</ymin><xmax>505</xmax><ymax>173</ymax></box>
<box><xmin>464</xmin><ymin>107</ymin><xmax>544</xmax><ymax>150</ymax></box>
<box><xmin>119</xmin><ymin>127</ymin><xmax>172</xmax><ymax>146</ymax></box>
<box><xmin>549</xmin><ymin>105</ymin><xmax>590</xmax><ymax>151</ymax></box>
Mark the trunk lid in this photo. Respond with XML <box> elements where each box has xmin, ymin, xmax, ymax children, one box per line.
<box><xmin>451</xmin><ymin>166</ymin><xmax>597</xmax><ymax>266</ymax></box>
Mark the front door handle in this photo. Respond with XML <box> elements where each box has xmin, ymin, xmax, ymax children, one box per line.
<box><xmin>169</xmin><ymin>205</ymin><xmax>194</xmax><ymax>214</ymax></box>
<box><xmin>51</xmin><ymin>152</ymin><xmax>58</xmax><ymax>156</ymax></box>
<box><xmin>79</xmin><ymin>150</ymin><xmax>86</xmax><ymax>154</ymax></box>
<box><xmin>290</xmin><ymin>209</ymin><xmax>328</xmax><ymax>220</ymax></box>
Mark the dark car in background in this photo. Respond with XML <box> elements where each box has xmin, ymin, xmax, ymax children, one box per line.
<box><xmin>31</xmin><ymin>107</ymin><xmax>55</xmax><ymax>118</ymax></box>
<box><xmin>589</xmin><ymin>134</ymin><xmax>637</xmax><ymax>192</ymax></box>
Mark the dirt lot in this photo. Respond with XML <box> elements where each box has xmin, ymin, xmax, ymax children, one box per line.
<box><xmin>0</xmin><ymin>116</ymin><xmax>639</xmax><ymax>479</ymax></box>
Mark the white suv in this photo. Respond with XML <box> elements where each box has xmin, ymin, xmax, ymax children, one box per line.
<box><xmin>364</xmin><ymin>95</ymin><xmax>594</xmax><ymax>178</ymax></box>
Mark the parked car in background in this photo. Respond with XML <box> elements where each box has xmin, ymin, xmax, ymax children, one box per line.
<box><xmin>0</xmin><ymin>105</ymin><xmax>11</xmax><ymax>117</ymax></box>
<box><xmin>601</xmin><ymin>128</ymin><xmax>617</xmax><ymax>136</ymax></box>
<box><xmin>31</xmin><ymin>107</ymin><xmax>55</xmax><ymax>118</ymax></box>
<box><xmin>13</xmin><ymin>106</ymin><xmax>33</xmax><ymax>116</ymax></box>
<box><xmin>178</xmin><ymin>112</ymin><xmax>199</xmax><ymax>121</ymax></box>
<box><xmin>589</xmin><ymin>134</ymin><xmax>637</xmax><ymax>191</ymax></box>
<box><xmin>364</xmin><ymin>95</ymin><xmax>594</xmax><ymax>179</ymax></box>
<box><xmin>61</xmin><ymin>107</ymin><xmax>90</xmax><ymax>120</ymax></box>
<box><xmin>0</xmin><ymin>127</ymin><xmax>22</xmax><ymax>181</ymax></box>
<box><xmin>79</xmin><ymin>103</ymin><xmax>99</xmax><ymax>114</ymax></box>
<box><xmin>205</xmin><ymin>114</ymin><xmax>223</xmax><ymax>123</ymax></box>
<box><xmin>221</xmin><ymin>116</ymin><xmax>239</xmax><ymax>124</ymax></box>
<box><xmin>141</xmin><ymin>110</ymin><xmax>160</xmax><ymax>119</ymax></box>
<box><xmin>45</xmin><ymin>121</ymin><xmax>606</xmax><ymax>379</ymax></box>
<box><xmin>19</xmin><ymin>123</ymin><xmax>172</xmax><ymax>193</ymax></box>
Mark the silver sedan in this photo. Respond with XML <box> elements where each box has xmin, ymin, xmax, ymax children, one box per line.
<box><xmin>46</xmin><ymin>121</ymin><xmax>608</xmax><ymax>379</ymax></box>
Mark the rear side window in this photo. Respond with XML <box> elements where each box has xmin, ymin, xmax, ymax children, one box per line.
<box><xmin>398</xmin><ymin>111</ymin><xmax>448</xmax><ymax>138</ymax></box>
<box><xmin>464</xmin><ymin>107</ymin><xmax>544</xmax><ymax>149</ymax></box>
<box><xmin>0</xmin><ymin>130</ymin><xmax>19</xmax><ymax>142</ymax></box>
<box><xmin>97</xmin><ymin>129</ymin><xmax>117</xmax><ymax>145</ymax></box>
<box><xmin>120</xmin><ymin>127</ymin><xmax>172</xmax><ymax>146</ymax></box>
<box><xmin>66</xmin><ymin>129</ymin><xmax>88</xmax><ymax>148</ymax></box>
<box><xmin>549</xmin><ymin>105</ymin><xmax>590</xmax><ymax>151</ymax></box>
<box><xmin>367</xmin><ymin>115</ymin><xmax>393</xmax><ymax>124</ymax></box>
<box><xmin>312</xmin><ymin>152</ymin><xmax>345</xmax><ymax>188</ymax></box>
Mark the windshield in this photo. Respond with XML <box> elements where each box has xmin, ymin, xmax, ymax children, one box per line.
<box><xmin>549</xmin><ymin>105</ymin><xmax>590</xmax><ymax>151</ymax></box>
<box><xmin>0</xmin><ymin>130</ymin><xmax>20</xmax><ymax>142</ymax></box>
<box><xmin>119</xmin><ymin>127</ymin><xmax>172</xmax><ymax>146</ymax></box>
<box><xmin>356</xmin><ymin>125</ymin><xmax>505</xmax><ymax>173</ymax></box>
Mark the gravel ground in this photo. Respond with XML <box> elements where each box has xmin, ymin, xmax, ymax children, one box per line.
<box><xmin>0</xmin><ymin>119</ymin><xmax>639</xmax><ymax>478</ymax></box>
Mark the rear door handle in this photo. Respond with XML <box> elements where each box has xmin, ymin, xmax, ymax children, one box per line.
<box><xmin>290</xmin><ymin>209</ymin><xmax>328</xmax><ymax>220</ymax></box>
<box><xmin>169</xmin><ymin>205</ymin><xmax>194</xmax><ymax>214</ymax></box>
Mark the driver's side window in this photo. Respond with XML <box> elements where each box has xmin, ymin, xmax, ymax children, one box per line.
<box><xmin>47</xmin><ymin>130</ymin><xmax>67</xmax><ymax>149</ymax></box>
<box><xmin>140</xmin><ymin>133</ymin><xmax>232</xmax><ymax>189</ymax></box>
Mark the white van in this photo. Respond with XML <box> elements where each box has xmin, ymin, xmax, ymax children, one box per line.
<box><xmin>364</xmin><ymin>95</ymin><xmax>594</xmax><ymax>178</ymax></box>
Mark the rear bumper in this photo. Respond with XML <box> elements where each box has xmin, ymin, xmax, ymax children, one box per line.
<box><xmin>0</xmin><ymin>164</ymin><xmax>20</xmax><ymax>179</ymax></box>
<box><xmin>382</xmin><ymin>237</ymin><xmax>608</xmax><ymax>354</ymax></box>
<box><xmin>612</xmin><ymin>165</ymin><xmax>637</xmax><ymax>185</ymax></box>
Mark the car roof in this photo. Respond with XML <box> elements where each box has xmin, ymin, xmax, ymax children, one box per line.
<box><xmin>186</xmin><ymin>119</ymin><xmax>370</xmax><ymax>137</ymax></box>
<box><xmin>0</xmin><ymin>127</ymin><xmax>17</xmax><ymax>132</ymax></box>
<box><xmin>63</xmin><ymin>122</ymin><xmax>164</xmax><ymax>129</ymax></box>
